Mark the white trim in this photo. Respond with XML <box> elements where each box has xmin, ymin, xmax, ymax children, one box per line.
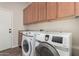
<box><xmin>12</xmin><ymin>44</ymin><xmax>18</xmax><ymax>48</ymax></box>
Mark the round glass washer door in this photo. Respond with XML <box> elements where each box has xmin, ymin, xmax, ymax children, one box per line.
<box><xmin>23</xmin><ymin>40</ymin><xmax>29</xmax><ymax>53</ymax></box>
<box><xmin>22</xmin><ymin>38</ymin><xmax>32</xmax><ymax>56</ymax></box>
<box><xmin>35</xmin><ymin>42</ymin><xmax>60</xmax><ymax>56</ymax></box>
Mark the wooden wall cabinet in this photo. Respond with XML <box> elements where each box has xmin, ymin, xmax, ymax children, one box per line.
<box><xmin>58</xmin><ymin>2</ymin><xmax>74</xmax><ymax>18</ymax></box>
<box><xmin>23</xmin><ymin>2</ymin><xmax>75</xmax><ymax>25</ymax></box>
<box><xmin>75</xmin><ymin>2</ymin><xmax>79</xmax><ymax>16</ymax></box>
<box><xmin>47</xmin><ymin>2</ymin><xmax>57</xmax><ymax>20</ymax></box>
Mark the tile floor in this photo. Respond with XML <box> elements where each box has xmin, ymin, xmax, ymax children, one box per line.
<box><xmin>0</xmin><ymin>47</ymin><xmax>22</xmax><ymax>56</ymax></box>
<box><xmin>0</xmin><ymin>47</ymin><xmax>75</xmax><ymax>56</ymax></box>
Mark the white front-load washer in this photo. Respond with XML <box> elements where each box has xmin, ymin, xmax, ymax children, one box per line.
<box><xmin>21</xmin><ymin>31</ymin><xmax>36</xmax><ymax>56</ymax></box>
<box><xmin>35</xmin><ymin>32</ymin><xmax>72</xmax><ymax>56</ymax></box>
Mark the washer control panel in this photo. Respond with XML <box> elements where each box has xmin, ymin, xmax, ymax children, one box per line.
<box><xmin>52</xmin><ymin>36</ymin><xmax>63</xmax><ymax>44</ymax></box>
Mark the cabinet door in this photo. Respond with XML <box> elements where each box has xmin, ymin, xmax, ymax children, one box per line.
<box><xmin>47</xmin><ymin>2</ymin><xmax>57</xmax><ymax>20</ymax></box>
<box><xmin>27</xmin><ymin>5</ymin><xmax>33</xmax><ymax>24</ymax></box>
<box><xmin>23</xmin><ymin>8</ymin><xmax>28</xmax><ymax>25</ymax></box>
<box><xmin>58</xmin><ymin>2</ymin><xmax>74</xmax><ymax>18</ymax></box>
<box><xmin>23</xmin><ymin>4</ymin><xmax>33</xmax><ymax>25</ymax></box>
<box><xmin>32</xmin><ymin>3</ymin><xmax>39</xmax><ymax>23</ymax></box>
<box><xmin>38</xmin><ymin>3</ymin><xmax>47</xmax><ymax>22</ymax></box>
<box><xmin>75</xmin><ymin>2</ymin><xmax>79</xmax><ymax>16</ymax></box>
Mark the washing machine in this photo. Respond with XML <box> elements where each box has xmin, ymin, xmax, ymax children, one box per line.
<box><xmin>35</xmin><ymin>32</ymin><xmax>72</xmax><ymax>56</ymax></box>
<box><xmin>21</xmin><ymin>31</ymin><xmax>37</xmax><ymax>56</ymax></box>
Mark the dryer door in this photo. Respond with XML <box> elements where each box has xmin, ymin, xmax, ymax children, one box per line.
<box><xmin>35</xmin><ymin>42</ymin><xmax>60</xmax><ymax>56</ymax></box>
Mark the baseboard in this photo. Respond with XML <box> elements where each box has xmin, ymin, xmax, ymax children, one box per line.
<box><xmin>12</xmin><ymin>45</ymin><xmax>18</xmax><ymax>48</ymax></box>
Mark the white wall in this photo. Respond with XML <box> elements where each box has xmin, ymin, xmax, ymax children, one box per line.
<box><xmin>0</xmin><ymin>2</ymin><xmax>30</xmax><ymax>48</ymax></box>
<box><xmin>24</xmin><ymin>17</ymin><xmax>79</xmax><ymax>55</ymax></box>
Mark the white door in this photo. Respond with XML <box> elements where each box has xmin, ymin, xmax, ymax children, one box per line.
<box><xmin>0</xmin><ymin>10</ymin><xmax>12</xmax><ymax>51</ymax></box>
